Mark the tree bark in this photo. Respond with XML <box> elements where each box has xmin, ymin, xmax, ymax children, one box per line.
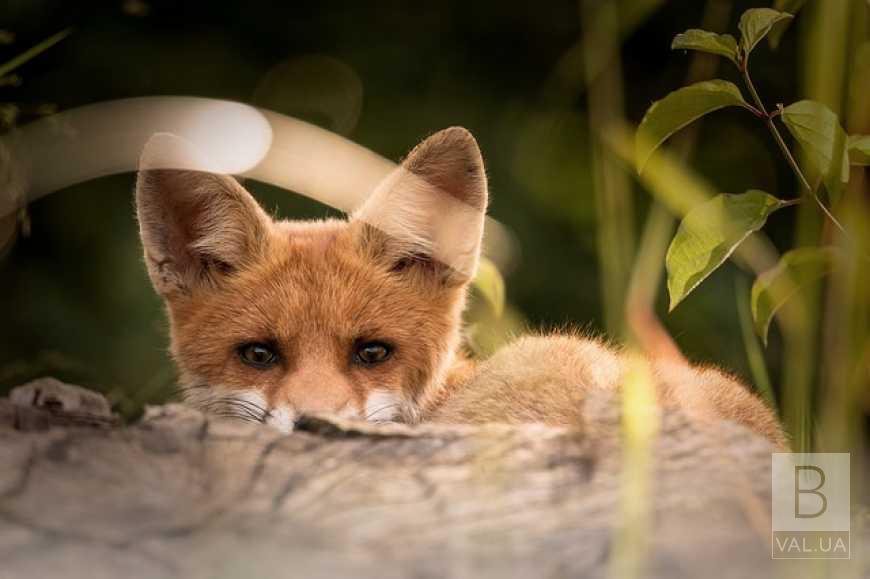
<box><xmin>0</xmin><ymin>377</ymin><xmax>865</xmax><ymax>578</ymax></box>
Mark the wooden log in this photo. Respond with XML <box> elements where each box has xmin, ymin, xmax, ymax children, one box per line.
<box><xmin>0</xmin><ymin>377</ymin><xmax>865</xmax><ymax>578</ymax></box>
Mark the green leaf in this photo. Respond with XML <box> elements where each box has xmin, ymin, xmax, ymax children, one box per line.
<box><xmin>472</xmin><ymin>256</ymin><xmax>505</xmax><ymax>317</ymax></box>
<box><xmin>671</xmin><ymin>29</ymin><xmax>739</xmax><ymax>65</ymax></box>
<box><xmin>769</xmin><ymin>0</ymin><xmax>806</xmax><ymax>49</ymax></box>
<box><xmin>738</xmin><ymin>8</ymin><xmax>793</xmax><ymax>57</ymax></box>
<box><xmin>666</xmin><ymin>190</ymin><xmax>787</xmax><ymax>311</ymax></box>
<box><xmin>750</xmin><ymin>247</ymin><xmax>839</xmax><ymax>344</ymax></box>
<box><xmin>847</xmin><ymin>134</ymin><xmax>870</xmax><ymax>166</ymax></box>
<box><xmin>780</xmin><ymin>100</ymin><xmax>849</xmax><ymax>203</ymax></box>
<box><xmin>636</xmin><ymin>80</ymin><xmax>750</xmax><ymax>174</ymax></box>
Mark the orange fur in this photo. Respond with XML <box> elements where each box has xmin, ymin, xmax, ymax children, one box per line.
<box><xmin>136</xmin><ymin>128</ymin><xmax>787</xmax><ymax>447</ymax></box>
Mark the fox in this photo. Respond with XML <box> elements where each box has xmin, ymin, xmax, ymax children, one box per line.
<box><xmin>135</xmin><ymin>127</ymin><xmax>787</xmax><ymax>448</ymax></box>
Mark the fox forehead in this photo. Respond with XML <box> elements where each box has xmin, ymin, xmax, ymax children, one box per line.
<box><xmin>273</xmin><ymin>218</ymin><xmax>345</xmax><ymax>253</ymax></box>
<box><xmin>169</xmin><ymin>218</ymin><xmax>455</xmax><ymax>344</ymax></box>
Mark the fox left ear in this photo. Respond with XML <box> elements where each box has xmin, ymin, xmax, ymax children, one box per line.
<box><xmin>135</xmin><ymin>133</ymin><xmax>272</xmax><ymax>297</ymax></box>
<box><xmin>352</xmin><ymin>127</ymin><xmax>488</xmax><ymax>285</ymax></box>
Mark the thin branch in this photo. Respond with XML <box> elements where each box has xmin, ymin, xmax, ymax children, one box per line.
<box><xmin>808</xmin><ymin>191</ymin><xmax>850</xmax><ymax>239</ymax></box>
<box><xmin>741</xmin><ymin>64</ymin><xmax>812</xmax><ymax>191</ymax></box>
<box><xmin>741</xmin><ymin>102</ymin><xmax>766</xmax><ymax>119</ymax></box>
<box><xmin>740</xmin><ymin>60</ymin><xmax>852</xmax><ymax>241</ymax></box>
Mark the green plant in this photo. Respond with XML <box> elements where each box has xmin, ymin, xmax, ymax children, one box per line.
<box><xmin>639</xmin><ymin>7</ymin><xmax>862</xmax><ymax>311</ymax></box>
<box><xmin>636</xmin><ymin>6</ymin><xmax>869</xmax><ymax>448</ymax></box>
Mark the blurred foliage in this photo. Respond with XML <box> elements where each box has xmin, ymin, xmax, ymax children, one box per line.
<box><xmin>0</xmin><ymin>0</ymin><xmax>866</xmax><ymax>445</ymax></box>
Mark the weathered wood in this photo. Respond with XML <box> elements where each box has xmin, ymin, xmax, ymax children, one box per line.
<box><xmin>0</xmin><ymin>378</ymin><xmax>865</xmax><ymax>578</ymax></box>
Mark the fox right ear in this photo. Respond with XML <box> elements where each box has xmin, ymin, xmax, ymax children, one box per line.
<box><xmin>351</xmin><ymin>127</ymin><xmax>488</xmax><ymax>285</ymax></box>
<box><xmin>135</xmin><ymin>134</ymin><xmax>272</xmax><ymax>297</ymax></box>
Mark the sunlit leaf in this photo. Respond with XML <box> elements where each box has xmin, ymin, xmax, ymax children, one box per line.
<box><xmin>769</xmin><ymin>0</ymin><xmax>806</xmax><ymax>49</ymax></box>
<box><xmin>780</xmin><ymin>100</ymin><xmax>849</xmax><ymax>202</ymax></box>
<box><xmin>666</xmin><ymin>190</ymin><xmax>787</xmax><ymax>311</ymax></box>
<box><xmin>738</xmin><ymin>8</ymin><xmax>792</xmax><ymax>57</ymax></box>
<box><xmin>636</xmin><ymin>80</ymin><xmax>750</xmax><ymax>174</ymax></box>
<box><xmin>751</xmin><ymin>247</ymin><xmax>839</xmax><ymax>344</ymax></box>
<box><xmin>847</xmin><ymin>135</ymin><xmax>870</xmax><ymax>166</ymax></box>
<box><xmin>472</xmin><ymin>256</ymin><xmax>505</xmax><ymax>317</ymax></box>
<box><xmin>671</xmin><ymin>29</ymin><xmax>739</xmax><ymax>65</ymax></box>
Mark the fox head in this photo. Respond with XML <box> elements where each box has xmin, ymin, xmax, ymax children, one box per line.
<box><xmin>136</xmin><ymin>127</ymin><xmax>487</xmax><ymax>430</ymax></box>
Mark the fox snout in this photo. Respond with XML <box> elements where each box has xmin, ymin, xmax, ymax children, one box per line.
<box><xmin>227</xmin><ymin>381</ymin><xmax>404</xmax><ymax>433</ymax></box>
<box><xmin>265</xmin><ymin>363</ymin><xmax>376</xmax><ymax>430</ymax></box>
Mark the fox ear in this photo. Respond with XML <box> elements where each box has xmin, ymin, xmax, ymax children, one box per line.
<box><xmin>352</xmin><ymin>127</ymin><xmax>488</xmax><ymax>285</ymax></box>
<box><xmin>135</xmin><ymin>133</ymin><xmax>272</xmax><ymax>297</ymax></box>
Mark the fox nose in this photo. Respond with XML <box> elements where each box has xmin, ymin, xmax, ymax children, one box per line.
<box><xmin>279</xmin><ymin>364</ymin><xmax>354</xmax><ymax>415</ymax></box>
<box><xmin>286</xmin><ymin>413</ymin><xmax>321</xmax><ymax>431</ymax></box>
<box><xmin>264</xmin><ymin>402</ymin><xmax>354</xmax><ymax>433</ymax></box>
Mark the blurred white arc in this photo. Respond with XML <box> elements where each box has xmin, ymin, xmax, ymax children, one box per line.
<box><xmin>0</xmin><ymin>96</ymin><xmax>516</xmax><ymax>271</ymax></box>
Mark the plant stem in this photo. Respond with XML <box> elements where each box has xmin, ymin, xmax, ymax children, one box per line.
<box><xmin>742</xmin><ymin>102</ymin><xmax>766</xmax><ymax>119</ymax></box>
<box><xmin>0</xmin><ymin>28</ymin><xmax>72</xmax><ymax>79</ymax></box>
<box><xmin>808</xmin><ymin>188</ymin><xmax>851</xmax><ymax>240</ymax></box>
<box><xmin>741</xmin><ymin>65</ymin><xmax>812</xmax><ymax>191</ymax></box>
<box><xmin>740</xmin><ymin>61</ymin><xmax>852</xmax><ymax>240</ymax></box>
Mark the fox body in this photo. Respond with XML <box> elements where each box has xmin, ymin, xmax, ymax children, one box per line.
<box><xmin>136</xmin><ymin>127</ymin><xmax>786</xmax><ymax>447</ymax></box>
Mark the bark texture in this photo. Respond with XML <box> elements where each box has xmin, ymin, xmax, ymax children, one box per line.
<box><xmin>0</xmin><ymin>377</ymin><xmax>866</xmax><ymax>579</ymax></box>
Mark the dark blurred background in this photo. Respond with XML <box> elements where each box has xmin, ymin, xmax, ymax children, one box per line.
<box><xmin>0</xmin><ymin>0</ymin><xmax>809</xmax><ymax>416</ymax></box>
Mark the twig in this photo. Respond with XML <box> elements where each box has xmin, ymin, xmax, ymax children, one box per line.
<box><xmin>741</xmin><ymin>63</ymin><xmax>810</xmax><ymax>190</ymax></box>
<box><xmin>740</xmin><ymin>60</ymin><xmax>852</xmax><ymax>241</ymax></box>
<box><xmin>0</xmin><ymin>28</ymin><xmax>72</xmax><ymax>79</ymax></box>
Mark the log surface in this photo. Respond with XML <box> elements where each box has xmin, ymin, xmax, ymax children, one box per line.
<box><xmin>0</xmin><ymin>378</ymin><xmax>865</xmax><ymax>579</ymax></box>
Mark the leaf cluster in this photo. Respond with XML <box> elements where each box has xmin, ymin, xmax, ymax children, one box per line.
<box><xmin>636</xmin><ymin>7</ymin><xmax>865</xmax><ymax>342</ymax></box>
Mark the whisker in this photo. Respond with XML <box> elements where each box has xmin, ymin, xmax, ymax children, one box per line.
<box><xmin>173</xmin><ymin>382</ymin><xmax>215</xmax><ymax>404</ymax></box>
<box><xmin>365</xmin><ymin>403</ymin><xmax>401</xmax><ymax>421</ymax></box>
<box><xmin>210</xmin><ymin>411</ymin><xmax>262</xmax><ymax>424</ymax></box>
<box><xmin>228</xmin><ymin>400</ymin><xmax>268</xmax><ymax>421</ymax></box>
<box><xmin>208</xmin><ymin>403</ymin><xmax>264</xmax><ymax>422</ymax></box>
<box><xmin>230</xmin><ymin>398</ymin><xmax>268</xmax><ymax>416</ymax></box>
<box><xmin>191</xmin><ymin>393</ymin><xmax>268</xmax><ymax>424</ymax></box>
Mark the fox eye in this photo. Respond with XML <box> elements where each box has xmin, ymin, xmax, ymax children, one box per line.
<box><xmin>353</xmin><ymin>341</ymin><xmax>393</xmax><ymax>366</ymax></box>
<box><xmin>238</xmin><ymin>342</ymin><xmax>279</xmax><ymax>369</ymax></box>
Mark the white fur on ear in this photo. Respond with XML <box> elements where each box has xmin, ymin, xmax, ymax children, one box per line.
<box><xmin>352</xmin><ymin>127</ymin><xmax>488</xmax><ymax>281</ymax></box>
<box><xmin>135</xmin><ymin>133</ymin><xmax>272</xmax><ymax>296</ymax></box>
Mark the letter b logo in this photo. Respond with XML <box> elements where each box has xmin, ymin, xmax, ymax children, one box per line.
<box><xmin>794</xmin><ymin>465</ymin><xmax>827</xmax><ymax>518</ymax></box>
<box><xmin>772</xmin><ymin>453</ymin><xmax>850</xmax><ymax>559</ymax></box>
